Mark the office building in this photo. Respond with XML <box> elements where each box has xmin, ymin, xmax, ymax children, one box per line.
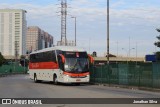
<box><xmin>26</xmin><ymin>26</ymin><xmax>54</xmax><ymax>53</ymax></box>
<box><xmin>0</xmin><ymin>9</ymin><xmax>27</xmax><ymax>59</ymax></box>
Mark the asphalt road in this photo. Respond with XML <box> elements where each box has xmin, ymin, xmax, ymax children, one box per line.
<box><xmin>0</xmin><ymin>74</ymin><xmax>160</xmax><ymax>107</ymax></box>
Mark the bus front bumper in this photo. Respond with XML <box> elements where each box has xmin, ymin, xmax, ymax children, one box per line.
<box><xmin>63</xmin><ymin>75</ymin><xmax>90</xmax><ymax>83</ymax></box>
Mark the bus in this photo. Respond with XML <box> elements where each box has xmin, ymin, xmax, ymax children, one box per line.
<box><xmin>28</xmin><ymin>46</ymin><xmax>93</xmax><ymax>85</ymax></box>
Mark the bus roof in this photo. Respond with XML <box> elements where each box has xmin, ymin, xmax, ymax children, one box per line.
<box><xmin>30</xmin><ymin>46</ymin><xmax>86</xmax><ymax>54</ymax></box>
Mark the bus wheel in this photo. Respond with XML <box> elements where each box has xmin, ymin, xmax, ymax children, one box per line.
<box><xmin>34</xmin><ymin>74</ymin><xmax>41</xmax><ymax>83</ymax></box>
<box><xmin>53</xmin><ymin>75</ymin><xmax>58</xmax><ymax>85</ymax></box>
<box><xmin>34</xmin><ymin>74</ymin><xmax>38</xmax><ymax>83</ymax></box>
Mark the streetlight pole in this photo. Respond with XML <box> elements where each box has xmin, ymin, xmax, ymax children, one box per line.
<box><xmin>71</xmin><ymin>16</ymin><xmax>76</xmax><ymax>46</ymax></box>
<box><xmin>129</xmin><ymin>48</ymin><xmax>135</xmax><ymax>59</ymax></box>
<box><xmin>107</xmin><ymin>0</ymin><xmax>110</xmax><ymax>64</ymax></box>
<box><xmin>89</xmin><ymin>37</ymin><xmax>91</xmax><ymax>54</ymax></box>
<box><xmin>116</xmin><ymin>41</ymin><xmax>118</xmax><ymax>57</ymax></box>
<box><xmin>122</xmin><ymin>48</ymin><xmax>128</xmax><ymax>59</ymax></box>
<box><xmin>129</xmin><ymin>36</ymin><xmax>130</xmax><ymax>58</ymax></box>
<box><xmin>135</xmin><ymin>42</ymin><xmax>138</xmax><ymax>65</ymax></box>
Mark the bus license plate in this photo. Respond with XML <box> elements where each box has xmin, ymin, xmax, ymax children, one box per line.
<box><xmin>76</xmin><ymin>79</ymin><xmax>81</xmax><ymax>81</ymax></box>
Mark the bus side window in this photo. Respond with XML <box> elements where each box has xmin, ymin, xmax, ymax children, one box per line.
<box><xmin>35</xmin><ymin>53</ymin><xmax>40</xmax><ymax>62</ymax></box>
<box><xmin>30</xmin><ymin>54</ymin><xmax>36</xmax><ymax>63</ymax></box>
<box><xmin>39</xmin><ymin>52</ymin><xmax>43</xmax><ymax>62</ymax></box>
<box><xmin>48</xmin><ymin>51</ymin><xmax>54</xmax><ymax>62</ymax></box>
<box><xmin>43</xmin><ymin>52</ymin><xmax>47</xmax><ymax>62</ymax></box>
<box><xmin>52</xmin><ymin>51</ymin><xmax>56</xmax><ymax>62</ymax></box>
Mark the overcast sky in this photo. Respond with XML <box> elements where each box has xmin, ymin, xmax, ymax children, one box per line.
<box><xmin>0</xmin><ymin>0</ymin><xmax>160</xmax><ymax>57</ymax></box>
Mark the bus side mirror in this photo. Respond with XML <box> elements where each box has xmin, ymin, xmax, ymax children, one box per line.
<box><xmin>59</xmin><ymin>54</ymin><xmax>65</xmax><ymax>63</ymax></box>
<box><xmin>88</xmin><ymin>54</ymin><xmax>94</xmax><ymax>64</ymax></box>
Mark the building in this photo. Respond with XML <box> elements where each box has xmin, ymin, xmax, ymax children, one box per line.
<box><xmin>26</xmin><ymin>26</ymin><xmax>54</xmax><ymax>53</ymax></box>
<box><xmin>0</xmin><ymin>9</ymin><xmax>27</xmax><ymax>59</ymax></box>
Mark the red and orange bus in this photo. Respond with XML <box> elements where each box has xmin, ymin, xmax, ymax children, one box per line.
<box><xmin>28</xmin><ymin>46</ymin><xmax>93</xmax><ymax>85</ymax></box>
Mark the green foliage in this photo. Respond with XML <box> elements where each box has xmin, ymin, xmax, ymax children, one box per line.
<box><xmin>0</xmin><ymin>52</ymin><xmax>6</xmax><ymax>66</ymax></box>
<box><xmin>156</xmin><ymin>51</ymin><xmax>160</xmax><ymax>61</ymax></box>
<box><xmin>20</xmin><ymin>55</ymin><xmax>29</xmax><ymax>67</ymax></box>
<box><xmin>156</xmin><ymin>28</ymin><xmax>160</xmax><ymax>32</ymax></box>
<box><xmin>20</xmin><ymin>55</ymin><xmax>26</xmax><ymax>59</ymax></box>
<box><xmin>155</xmin><ymin>29</ymin><xmax>160</xmax><ymax>48</ymax></box>
<box><xmin>155</xmin><ymin>29</ymin><xmax>160</xmax><ymax>61</ymax></box>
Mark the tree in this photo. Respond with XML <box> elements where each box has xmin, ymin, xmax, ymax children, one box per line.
<box><xmin>155</xmin><ymin>28</ymin><xmax>160</xmax><ymax>61</ymax></box>
<box><xmin>0</xmin><ymin>52</ymin><xmax>6</xmax><ymax>66</ymax></box>
<box><xmin>20</xmin><ymin>55</ymin><xmax>26</xmax><ymax>59</ymax></box>
<box><xmin>20</xmin><ymin>55</ymin><xmax>28</xmax><ymax>67</ymax></box>
<box><xmin>154</xmin><ymin>29</ymin><xmax>160</xmax><ymax>48</ymax></box>
<box><xmin>156</xmin><ymin>52</ymin><xmax>160</xmax><ymax>61</ymax></box>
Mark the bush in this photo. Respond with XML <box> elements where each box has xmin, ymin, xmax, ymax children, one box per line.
<box><xmin>156</xmin><ymin>51</ymin><xmax>160</xmax><ymax>61</ymax></box>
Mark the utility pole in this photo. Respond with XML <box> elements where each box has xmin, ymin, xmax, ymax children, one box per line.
<box><xmin>136</xmin><ymin>42</ymin><xmax>138</xmax><ymax>65</ymax></box>
<box><xmin>117</xmin><ymin>41</ymin><xmax>118</xmax><ymax>57</ymax></box>
<box><xmin>60</xmin><ymin>0</ymin><xmax>67</xmax><ymax>46</ymax></box>
<box><xmin>75</xmin><ymin>17</ymin><xmax>76</xmax><ymax>46</ymax></box>
<box><xmin>14</xmin><ymin>41</ymin><xmax>18</xmax><ymax>72</ymax></box>
<box><xmin>107</xmin><ymin>0</ymin><xmax>110</xmax><ymax>64</ymax></box>
<box><xmin>129</xmin><ymin>36</ymin><xmax>130</xmax><ymax>58</ymax></box>
<box><xmin>15</xmin><ymin>41</ymin><xmax>18</xmax><ymax>61</ymax></box>
<box><xmin>71</xmin><ymin>16</ymin><xmax>76</xmax><ymax>46</ymax></box>
<box><xmin>89</xmin><ymin>38</ymin><xmax>91</xmax><ymax>54</ymax></box>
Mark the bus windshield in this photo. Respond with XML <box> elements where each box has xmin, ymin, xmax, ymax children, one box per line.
<box><xmin>64</xmin><ymin>58</ymin><xmax>89</xmax><ymax>73</ymax></box>
<box><xmin>63</xmin><ymin>52</ymin><xmax>89</xmax><ymax>73</ymax></box>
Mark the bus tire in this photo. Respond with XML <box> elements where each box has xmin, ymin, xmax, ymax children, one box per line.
<box><xmin>34</xmin><ymin>74</ymin><xmax>41</xmax><ymax>83</ymax></box>
<box><xmin>53</xmin><ymin>75</ymin><xmax>58</xmax><ymax>85</ymax></box>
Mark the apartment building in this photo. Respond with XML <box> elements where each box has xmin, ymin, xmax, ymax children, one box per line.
<box><xmin>0</xmin><ymin>9</ymin><xmax>27</xmax><ymax>58</ymax></box>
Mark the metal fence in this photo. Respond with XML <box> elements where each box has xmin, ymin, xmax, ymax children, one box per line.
<box><xmin>0</xmin><ymin>62</ymin><xmax>27</xmax><ymax>76</ymax></box>
<box><xmin>90</xmin><ymin>62</ymin><xmax>160</xmax><ymax>89</ymax></box>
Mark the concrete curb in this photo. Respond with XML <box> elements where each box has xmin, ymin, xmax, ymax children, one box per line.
<box><xmin>0</xmin><ymin>73</ymin><xmax>27</xmax><ymax>77</ymax></box>
<box><xmin>89</xmin><ymin>82</ymin><xmax>160</xmax><ymax>92</ymax></box>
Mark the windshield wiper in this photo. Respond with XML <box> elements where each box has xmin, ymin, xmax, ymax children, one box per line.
<box><xmin>70</xmin><ymin>59</ymin><xmax>78</xmax><ymax>71</ymax></box>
